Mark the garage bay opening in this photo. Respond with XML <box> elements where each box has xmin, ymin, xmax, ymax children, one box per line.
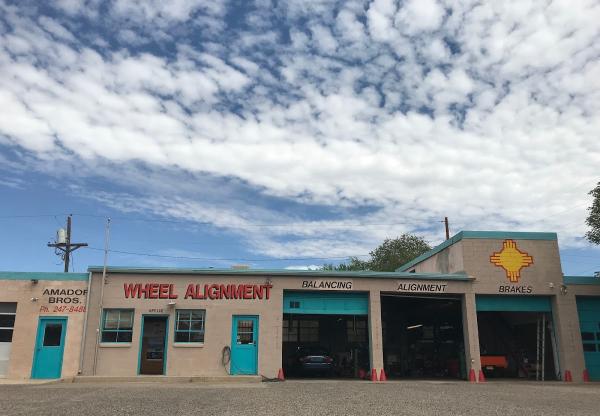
<box><xmin>477</xmin><ymin>296</ymin><xmax>557</xmax><ymax>380</ymax></box>
<box><xmin>282</xmin><ymin>291</ymin><xmax>369</xmax><ymax>378</ymax></box>
<box><xmin>381</xmin><ymin>294</ymin><xmax>465</xmax><ymax>379</ymax></box>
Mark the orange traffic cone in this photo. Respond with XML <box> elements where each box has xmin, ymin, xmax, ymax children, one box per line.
<box><xmin>379</xmin><ymin>368</ymin><xmax>387</xmax><ymax>382</ymax></box>
<box><xmin>583</xmin><ymin>369</ymin><xmax>590</xmax><ymax>382</ymax></box>
<box><xmin>469</xmin><ymin>368</ymin><xmax>476</xmax><ymax>383</ymax></box>
<box><xmin>370</xmin><ymin>368</ymin><xmax>378</xmax><ymax>382</ymax></box>
<box><xmin>277</xmin><ymin>368</ymin><xmax>285</xmax><ymax>381</ymax></box>
<box><xmin>564</xmin><ymin>370</ymin><xmax>572</xmax><ymax>382</ymax></box>
<box><xmin>478</xmin><ymin>369</ymin><xmax>486</xmax><ymax>383</ymax></box>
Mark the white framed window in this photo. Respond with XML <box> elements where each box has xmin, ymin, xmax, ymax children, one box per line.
<box><xmin>175</xmin><ymin>310</ymin><xmax>205</xmax><ymax>343</ymax></box>
<box><xmin>101</xmin><ymin>309</ymin><xmax>134</xmax><ymax>343</ymax></box>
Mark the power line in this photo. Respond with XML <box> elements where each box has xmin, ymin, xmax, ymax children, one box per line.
<box><xmin>83</xmin><ymin>246</ymin><xmax>369</xmax><ymax>262</ymax></box>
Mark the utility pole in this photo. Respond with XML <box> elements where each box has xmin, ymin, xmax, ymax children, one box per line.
<box><xmin>48</xmin><ymin>214</ymin><xmax>88</xmax><ymax>272</ymax></box>
<box><xmin>444</xmin><ymin>217</ymin><xmax>450</xmax><ymax>240</ymax></box>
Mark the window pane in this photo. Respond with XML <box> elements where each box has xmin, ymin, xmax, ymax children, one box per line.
<box><xmin>190</xmin><ymin>332</ymin><xmax>204</xmax><ymax>343</ymax></box>
<box><xmin>178</xmin><ymin>311</ymin><xmax>191</xmax><ymax>321</ymax></box>
<box><xmin>582</xmin><ymin>332</ymin><xmax>594</xmax><ymax>341</ymax></box>
<box><xmin>43</xmin><ymin>323</ymin><xmax>62</xmax><ymax>346</ymax></box>
<box><xmin>0</xmin><ymin>303</ymin><xmax>17</xmax><ymax>313</ymax></box>
<box><xmin>119</xmin><ymin>311</ymin><xmax>134</xmax><ymax>329</ymax></box>
<box><xmin>0</xmin><ymin>329</ymin><xmax>13</xmax><ymax>342</ymax></box>
<box><xmin>583</xmin><ymin>343</ymin><xmax>596</xmax><ymax>352</ymax></box>
<box><xmin>238</xmin><ymin>320</ymin><xmax>253</xmax><ymax>331</ymax></box>
<box><xmin>191</xmin><ymin>311</ymin><xmax>204</xmax><ymax>320</ymax></box>
<box><xmin>175</xmin><ymin>331</ymin><xmax>190</xmax><ymax>343</ymax></box>
<box><xmin>104</xmin><ymin>320</ymin><xmax>119</xmax><ymax>329</ymax></box>
<box><xmin>178</xmin><ymin>321</ymin><xmax>190</xmax><ymax>331</ymax></box>
<box><xmin>0</xmin><ymin>315</ymin><xmax>15</xmax><ymax>328</ymax></box>
<box><xmin>101</xmin><ymin>331</ymin><xmax>118</xmax><ymax>343</ymax></box>
<box><xmin>116</xmin><ymin>331</ymin><xmax>132</xmax><ymax>343</ymax></box>
<box><xmin>190</xmin><ymin>320</ymin><xmax>203</xmax><ymax>331</ymax></box>
<box><xmin>105</xmin><ymin>310</ymin><xmax>120</xmax><ymax>322</ymax></box>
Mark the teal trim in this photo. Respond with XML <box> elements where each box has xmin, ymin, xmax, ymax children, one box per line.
<box><xmin>137</xmin><ymin>314</ymin><xmax>169</xmax><ymax>375</ymax></box>
<box><xmin>0</xmin><ymin>271</ymin><xmax>88</xmax><ymax>281</ymax></box>
<box><xmin>283</xmin><ymin>291</ymin><xmax>369</xmax><ymax>315</ymax></box>
<box><xmin>564</xmin><ymin>276</ymin><xmax>600</xmax><ymax>285</ymax></box>
<box><xmin>397</xmin><ymin>230</ymin><xmax>558</xmax><ymax>272</ymax></box>
<box><xmin>476</xmin><ymin>295</ymin><xmax>552</xmax><ymax>312</ymax></box>
<box><xmin>230</xmin><ymin>315</ymin><xmax>259</xmax><ymax>375</ymax></box>
<box><xmin>31</xmin><ymin>316</ymin><xmax>68</xmax><ymax>379</ymax></box>
<box><xmin>87</xmin><ymin>266</ymin><xmax>470</xmax><ymax>281</ymax></box>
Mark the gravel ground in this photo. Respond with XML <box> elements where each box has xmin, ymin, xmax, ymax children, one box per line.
<box><xmin>1</xmin><ymin>380</ymin><xmax>599</xmax><ymax>416</ymax></box>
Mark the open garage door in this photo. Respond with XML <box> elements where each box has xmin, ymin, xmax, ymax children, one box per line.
<box><xmin>476</xmin><ymin>295</ymin><xmax>557</xmax><ymax>380</ymax></box>
<box><xmin>381</xmin><ymin>294</ymin><xmax>464</xmax><ymax>379</ymax></box>
<box><xmin>282</xmin><ymin>291</ymin><xmax>369</xmax><ymax>378</ymax></box>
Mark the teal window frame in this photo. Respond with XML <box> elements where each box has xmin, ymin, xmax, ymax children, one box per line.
<box><xmin>101</xmin><ymin>309</ymin><xmax>134</xmax><ymax>343</ymax></box>
<box><xmin>174</xmin><ymin>309</ymin><xmax>205</xmax><ymax>343</ymax></box>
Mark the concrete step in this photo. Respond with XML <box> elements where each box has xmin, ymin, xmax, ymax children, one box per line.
<box><xmin>70</xmin><ymin>375</ymin><xmax>263</xmax><ymax>384</ymax></box>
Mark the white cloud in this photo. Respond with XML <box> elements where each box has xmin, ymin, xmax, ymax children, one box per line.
<box><xmin>0</xmin><ymin>0</ymin><xmax>599</xmax><ymax>260</ymax></box>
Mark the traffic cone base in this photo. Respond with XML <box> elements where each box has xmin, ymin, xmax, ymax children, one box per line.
<box><xmin>277</xmin><ymin>368</ymin><xmax>285</xmax><ymax>381</ymax></box>
<box><xmin>564</xmin><ymin>370</ymin><xmax>572</xmax><ymax>382</ymax></box>
<box><xmin>478</xmin><ymin>369</ymin><xmax>486</xmax><ymax>383</ymax></box>
<box><xmin>379</xmin><ymin>368</ymin><xmax>387</xmax><ymax>382</ymax></box>
<box><xmin>370</xmin><ymin>368</ymin><xmax>378</xmax><ymax>382</ymax></box>
<box><xmin>468</xmin><ymin>368</ymin><xmax>476</xmax><ymax>383</ymax></box>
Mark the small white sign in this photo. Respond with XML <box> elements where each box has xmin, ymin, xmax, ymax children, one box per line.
<box><xmin>301</xmin><ymin>280</ymin><xmax>353</xmax><ymax>290</ymax></box>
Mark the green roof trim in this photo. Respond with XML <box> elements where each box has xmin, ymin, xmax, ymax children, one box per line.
<box><xmin>87</xmin><ymin>266</ymin><xmax>472</xmax><ymax>281</ymax></box>
<box><xmin>397</xmin><ymin>230</ymin><xmax>558</xmax><ymax>272</ymax></box>
<box><xmin>564</xmin><ymin>276</ymin><xmax>600</xmax><ymax>285</ymax></box>
<box><xmin>0</xmin><ymin>271</ymin><xmax>89</xmax><ymax>281</ymax></box>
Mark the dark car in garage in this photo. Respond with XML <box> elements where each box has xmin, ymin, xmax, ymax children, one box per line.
<box><xmin>292</xmin><ymin>346</ymin><xmax>334</xmax><ymax>376</ymax></box>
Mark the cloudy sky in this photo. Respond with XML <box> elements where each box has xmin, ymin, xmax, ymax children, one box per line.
<box><xmin>0</xmin><ymin>0</ymin><xmax>599</xmax><ymax>274</ymax></box>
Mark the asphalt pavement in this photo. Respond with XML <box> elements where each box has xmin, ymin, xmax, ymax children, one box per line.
<box><xmin>1</xmin><ymin>380</ymin><xmax>598</xmax><ymax>416</ymax></box>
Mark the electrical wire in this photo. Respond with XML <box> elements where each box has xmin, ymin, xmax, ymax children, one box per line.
<box><xmin>83</xmin><ymin>246</ymin><xmax>369</xmax><ymax>262</ymax></box>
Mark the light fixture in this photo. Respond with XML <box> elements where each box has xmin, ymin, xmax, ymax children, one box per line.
<box><xmin>31</xmin><ymin>297</ymin><xmax>39</xmax><ymax>302</ymax></box>
<box><xmin>406</xmin><ymin>324</ymin><xmax>423</xmax><ymax>330</ymax></box>
<box><xmin>31</xmin><ymin>279</ymin><xmax>38</xmax><ymax>284</ymax></box>
<box><xmin>560</xmin><ymin>284</ymin><xmax>568</xmax><ymax>295</ymax></box>
<box><xmin>548</xmin><ymin>282</ymin><xmax>554</xmax><ymax>289</ymax></box>
<box><xmin>167</xmin><ymin>301</ymin><xmax>177</xmax><ymax>307</ymax></box>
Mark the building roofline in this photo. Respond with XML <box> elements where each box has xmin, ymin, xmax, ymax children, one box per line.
<box><xmin>87</xmin><ymin>266</ymin><xmax>471</xmax><ymax>281</ymax></box>
<box><xmin>0</xmin><ymin>271</ymin><xmax>89</xmax><ymax>281</ymax></box>
<box><xmin>397</xmin><ymin>230</ymin><xmax>558</xmax><ymax>272</ymax></box>
<box><xmin>563</xmin><ymin>275</ymin><xmax>600</xmax><ymax>285</ymax></box>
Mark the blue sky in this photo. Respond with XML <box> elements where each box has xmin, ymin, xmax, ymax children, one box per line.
<box><xmin>0</xmin><ymin>0</ymin><xmax>598</xmax><ymax>275</ymax></box>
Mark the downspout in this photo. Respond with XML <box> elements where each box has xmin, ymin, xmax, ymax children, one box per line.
<box><xmin>77</xmin><ymin>270</ymin><xmax>93</xmax><ymax>374</ymax></box>
<box><xmin>92</xmin><ymin>218</ymin><xmax>110</xmax><ymax>375</ymax></box>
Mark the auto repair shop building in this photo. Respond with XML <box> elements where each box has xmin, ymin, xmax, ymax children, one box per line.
<box><xmin>2</xmin><ymin>231</ymin><xmax>600</xmax><ymax>382</ymax></box>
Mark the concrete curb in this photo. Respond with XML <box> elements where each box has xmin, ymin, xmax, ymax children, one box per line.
<box><xmin>71</xmin><ymin>375</ymin><xmax>263</xmax><ymax>384</ymax></box>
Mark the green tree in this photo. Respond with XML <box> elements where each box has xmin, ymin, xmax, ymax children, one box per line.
<box><xmin>586</xmin><ymin>181</ymin><xmax>600</xmax><ymax>245</ymax></box>
<box><xmin>324</xmin><ymin>234</ymin><xmax>431</xmax><ymax>272</ymax></box>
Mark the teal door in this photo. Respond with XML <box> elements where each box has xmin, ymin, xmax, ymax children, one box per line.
<box><xmin>31</xmin><ymin>317</ymin><xmax>67</xmax><ymax>379</ymax></box>
<box><xmin>231</xmin><ymin>316</ymin><xmax>258</xmax><ymax>375</ymax></box>
<box><xmin>576</xmin><ymin>297</ymin><xmax>600</xmax><ymax>380</ymax></box>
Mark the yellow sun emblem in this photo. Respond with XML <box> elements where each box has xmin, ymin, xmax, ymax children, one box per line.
<box><xmin>490</xmin><ymin>239</ymin><xmax>534</xmax><ymax>283</ymax></box>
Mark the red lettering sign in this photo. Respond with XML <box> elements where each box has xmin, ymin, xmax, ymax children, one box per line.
<box><xmin>125</xmin><ymin>282</ymin><xmax>272</xmax><ymax>300</ymax></box>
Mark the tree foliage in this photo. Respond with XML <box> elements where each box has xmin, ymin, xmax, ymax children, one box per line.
<box><xmin>324</xmin><ymin>234</ymin><xmax>431</xmax><ymax>272</ymax></box>
<box><xmin>586</xmin><ymin>181</ymin><xmax>600</xmax><ymax>245</ymax></box>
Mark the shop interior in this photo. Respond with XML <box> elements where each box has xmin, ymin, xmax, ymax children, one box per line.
<box><xmin>477</xmin><ymin>311</ymin><xmax>557</xmax><ymax>380</ymax></box>
<box><xmin>282</xmin><ymin>314</ymin><xmax>370</xmax><ymax>378</ymax></box>
<box><xmin>381</xmin><ymin>294</ymin><xmax>465</xmax><ymax>379</ymax></box>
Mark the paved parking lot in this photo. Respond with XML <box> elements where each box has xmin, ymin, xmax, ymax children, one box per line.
<box><xmin>1</xmin><ymin>380</ymin><xmax>599</xmax><ymax>416</ymax></box>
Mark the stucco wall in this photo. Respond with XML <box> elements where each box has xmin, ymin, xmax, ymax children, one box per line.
<box><xmin>0</xmin><ymin>279</ymin><xmax>87</xmax><ymax>379</ymax></box>
<box><xmin>410</xmin><ymin>241</ymin><xmax>465</xmax><ymax>274</ymax></box>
